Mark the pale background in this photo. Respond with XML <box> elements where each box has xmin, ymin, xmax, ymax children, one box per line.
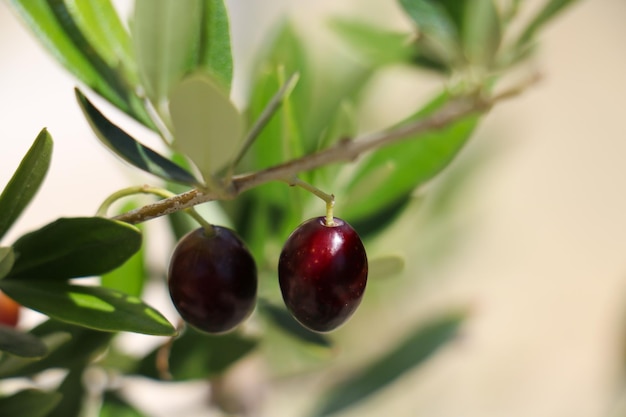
<box><xmin>1</xmin><ymin>1</ymin><xmax>626</xmax><ymax>416</ymax></box>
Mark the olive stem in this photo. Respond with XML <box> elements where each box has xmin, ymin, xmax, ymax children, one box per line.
<box><xmin>112</xmin><ymin>74</ymin><xmax>540</xmax><ymax>225</ymax></box>
<box><xmin>97</xmin><ymin>185</ymin><xmax>215</xmax><ymax>235</ymax></box>
<box><xmin>286</xmin><ymin>177</ymin><xmax>336</xmax><ymax>226</ymax></box>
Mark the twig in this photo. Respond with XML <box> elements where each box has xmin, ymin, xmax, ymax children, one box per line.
<box><xmin>113</xmin><ymin>77</ymin><xmax>538</xmax><ymax>225</ymax></box>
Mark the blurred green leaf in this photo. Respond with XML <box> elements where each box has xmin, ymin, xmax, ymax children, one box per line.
<box><xmin>135</xmin><ymin>326</ymin><xmax>257</xmax><ymax>380</ymax></box>
<box><xmin>0</xmin><ymin>247</ymin><xmax>15</xmax><ymax>279</ymax></box>
<box><xmin>258</xmin><ymin>301</ymin><xmax>332</xmax><ymax>349</ymax></box>
<box><xmin>0</xmin><ymin>325</ymin><xmax>48</xmax><ymax>358</ymax></box>
<box><xmin>100</xmin><ymin>241</ymin><xmax>145</xmax><ymax>296</ymax></box>
<box><xmin>431</xmin><ymin>0</ymin><xmax>501</xmax><ymax>67</ymax></box>
<box><xmin>462</xmin><ymin>0</ymin><xmax>501</xmax><ymax>67</ymax></box>
<box><xmin>0</xmin><ymin>129</ymin><xmax>52</xmax><ymax>241</ymax></box>
<box><xmin>48</xmin><ymin>367</ymin><xmax>84</xmax><ymax>417</ymax></box>
<box><xmin>68</xmin><ymin>0</ymin><xmax>135</xmax><ymax>79</ymax></box>
<box><xmin>312</xmin><ymin>100</ymin><xmax>357</xmax><ymax>190</ymax></box>
<box><xmin>8</xmin><ymin>217</ymin><xmax>141</xmax><ymax>280</ymax></box>
<box><xmin>311</xmin><ymin>312</ymin><xmax>465</xmax><ymax>417</ymax></box>
<box><xmin>75</xmin><ymin>89</ymin><xmax>200</xmax><ymax>186</ymax></box>
<box><xmin>100</xmin><ymin>391</ymin><xmax>146</xmax><ymax>417</ymax></box>
<box><xmin>132</xmin><ymin>0</ymin><xmax>233</xmax><ymax>105</ymax></box>
<box><xmin>0</xmin><ymin>320</ymin><xmax>111</xmax><ymax>378</ymax></box>
<box><xmin>0</xmin><ymin>389</ymin><xmax>62</xmax><ymax>417</ymax></box>
<box><xmin>329</xmin><ymin>19</ymin><xmax>414</xmax><ymax>65</ymax></box>
<box><xmin>368</xmin><ymin>255</ymin><xmax>405</xmax><ymax>279</ymax></box>
<box><xmin>246</xmin><ymin>24</ymin><xmax>309</xmax><ymax>170</ymax></box>
<box><xmin>101</xmin><ymin>203</ymin><xmax>146</xmax><ymax>297</ymax></box>
<box><xmin>232</xmin><ymin>25</ymin><xmax>311</xmax><ymax>251</ymax></box>
<box><xmin>8</xmin><ymin>0</ymin><xmax>150</xmax><ymax>126</ymax></box>
<box><xmin>516</xmin><ymin>0</ymin><xmax>580</xmax><ymax>49</ymax></box>
<box><xmin>169</xmin><ymin>73</ymin><xmax>243</xmax><ymax>183</ymax></box>
<box><xmin>432</xmin><ymin>0</ymin><xmax>464</xmax><ymax>28</ymax></box>
<box><xmin>0</xmin><ymin>280</ymin><xmax>175</xmax><ymax>336</ymax></box>
<box><xmin>337</xmin><ymin>91</ymin><xmax>478</xmax><ymax>223</ymax></box>
<box><xmin>398</xmin><ymin>0</ymin><xmax>461</xmax><ymax>66</ymax></box>
<box><xmin>196</xmin><ymin>0</ymin><xmax>234</xmax><ymax>89</ymax></box>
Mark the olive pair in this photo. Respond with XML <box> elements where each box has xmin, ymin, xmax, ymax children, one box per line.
<box><xmin>168</xmin><ymin>217</ymin><xmax>368</xmax><ymax>334</ymax></box>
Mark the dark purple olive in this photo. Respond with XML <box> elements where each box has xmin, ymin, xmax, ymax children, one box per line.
<box><xmin>168</xmin><ymin>226</ymin><xmax>257</xmax><ymax>334</ymax></box>
<box><xmin>278</xmin><ymin>217</ymin><xmax>368</xmax><ymax>332</ymax></box>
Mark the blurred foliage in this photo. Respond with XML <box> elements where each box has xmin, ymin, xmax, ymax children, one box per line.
<box><xmin>0</xmin><ymin>0</ymin><xmax>580</xmax><ymax>415</ymax></box>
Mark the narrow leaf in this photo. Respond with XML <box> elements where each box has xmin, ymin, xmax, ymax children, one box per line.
<box><xmin>101</xmin><ymin>203</ymin><xmax>146</xmax><ymax>296</ymax></box>
<box><xmin>0</xmin><ymin>247</ymin><xmax>15</xmax><ymax>280</ymax></box>
<box><xmin>398</xmin><ymin>0</ymin><xmax>461</xmax><ymax>65</ymax></box>
<box><xmin>133</xmin><ymin>0</ymin><xmax>203</xmax><ymax>103</ymax></box>
<box><xmin>337</xmin><ymin>91</ymin><xmax>478</xmax><ymax>222</ymax></box>
<box><xmin>0</xmin><ymin>389</ymin><xmax>62</xmax><ymax>417</ymax></box>
<box><xmin>516</xmin><ymin>0</ymin><xmax>580</xmax><ymax>48</ymax></box>
<box><xmin>135</xmin><ymin>326</ymin><xmax>257</xmax><ymax>380</ymax></box>
<box><xmin>234</xmin><ymin>73</ymin><xmax>300</xmax><ymax>168</ymax></box>
<box><xmin>100</xmin><ymin>391</ymin><xmax>147</xmax><ymax>417</ymax></box>
<box><xmin>197</xmin><ymin>0</ymin><xmax>234</xmax><ymax>88</ymax></box>
<box><xmin>329</xmin><ymin>19</ymin><xmax>415</xmax><ymax>65</ymax></box>
<box><xmin>259</xmin><ymin>302</ymin><xmax>331</xmax><ymax>349</ymax></box>
<box><xmin>169</xmin><ymin>73</ymin><xmax>243</xmax><ymax>182</ymax></box>
<box><xmin>132</xmin><ymin>0</ymin><xmax>233</xmax><ymax>103</ymax></box>
<box><xmin>100</xmin><ymin>242</ymin><xmax>145</xmax><ymax>296</ymax></box>
<box><xmin>312</xmin><ymin>312</ymin><xmax>464</xmax><ymax>417</ymax></box>
<box><xmin>0</xmin><ymin>320</ymin><xmax>111</xmax><ymax>378</ymax></box>
<box><xmin>68</xmin><ymin>0</ymin><xmax>136</xmax><ymax>81</ymax></box>
<box><xmin>47</xmin><ymin>368</ymin><xmax>85</xmax><ymax>417</ymax></box>
<box><xmin>0</xmin><ymin>129</ymin><xmax>52</xmax><ymax>240</ymax></box>
<box><xmin>462</xmin><ymin>0</ymin><xmax>501</xmax><ymax>66</ymax></box>
<box><xmin>0</xmin><ymin>325</ymin><xmax>48</xmax><ymax>358</ymax></box>
<box><xmin>7</xmin><ymin>0</ymin><xmax>150</xmax><ymax>126</ymax></box>
<box><xmin>0</xmin><ymin>280</ymin><xmax>175</xmax><ymax>336</ymax></box>
<box><xmin>8</xmin><ymin>217</ymin><xmax>141</xmax><ymax>280</ymax></box>
<box><xmin>76</xmin><ymin>89</ymin><xmax>199</xmax><ymax>186</ymax></box>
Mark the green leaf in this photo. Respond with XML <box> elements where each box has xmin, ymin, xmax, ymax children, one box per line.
<box><xmin>67</xmin><ymin>0</ymin><xmax>135</xmax><ymax>77</ymax></box>
<box><xmin>0</xmin><ymin>389</ymin><xmax>62</xmax><ymax>417</ymax></box>
<box><xmin>135</xmin><ymin>327</ymin><xmax>257</xmax><ymax>380</ymax></box>
<box><xmin>312</xmin><ymin>100</ymin><xmax>357</xmax><ymax>189</ymax></box>
<box><xmin>329</xmin><ymin>19</ymin><xmax>415</xmax><ymax>66</ymax></box>
<box><xmin>516</xmin><ymin>0</ymin><xmax>580</xmax><ymax>48</ymax></box>
<box><xmin>311</xmin><ymin>312</ymin><xmax>465</xmax><ymax>417</ymax></box>
<box><xmin>47</xmin><ymin>367</ymin><xmax>85</xmax><ymax>417</ymax></box>
<box><xmin>246</xmin><ymin>23</ymin><xmax>309</xmax><ymax>170</ymax></box>
<box><xmin>337</xmin><ymin>91</ymin><xmax>478</xmax><ymax>222</ymax></box>
<box><xmin>169</xmin><ymin>73</ymin><xmax>243</xmax><ymax>183</ymax></box>
<box><xmin>0</xmin><ymin>129</ymin><xmax>52</xmax><ymax>241</ymax></box>
<box><xmin>101</xmin><ymin>203</ymin><xmax>146</xmax><ymax>297</ymax></box>
<box><xmin>398</xmin><ymin>0</ymin><xmax>461</xmax><ymax>66</ymax></box>
<box><xmin>258</xmin><ymin>301</ymin><xmax>331</xmax><ymax>349</ymax></box>
<box><xmin>0</xmin><ymin>325</ymin><xmax>48</xmax><ymax>358</ymax></box>
<box><xmin>75</xmin><ymin>89</ymin><xmax>200</xmax><ymax>186</ymax></box>
<box><xmin>461</xmin><ymin>0</ymin><xmax>501</xmax><ymax>67</ymax></box>
<box><xmin>100</xmin><ymin>391</ymin><xmax>147</xmax><ymax>417</ymax></box>
<box><xmin>0</xmin><ymin>280</ymin><xmax>175</xmax><ymax>336</ymax></box>
<box><xmin>0</xmin><ymin>247</ymin><xmax>15</xmax><ymax>280</ymax></box>
<box><xmin>0</xmin><ymin>320</ymin><xmax>111</xmax><ymax>378</ymax></box>
<box><xmin>8</xmin><ymin>217</ymin><xmax>141</xmax><ymax>280</ymax></box>
<box><xmin>231</xmin><ymin>25</ymin><xmax>311</xmax><ymax>250</ymax></box>
<box><xmin>196</xmin><ymin>0</ymin><xmax>234</xmax><ymax>89</ymax></box>
<box><xmin>100</xmin><ymin>241</ymin><xmax>145</xmax><ymax>296</ymax></box>
<box><xmin>132</xmin><ymin>0</ymin><xmax>233</xmax><ymax>105</ymax></box>
<box><xmin>7</xmin><ymin>0</ymin><xmax>150</xmax><ymax>126</ymax></box>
